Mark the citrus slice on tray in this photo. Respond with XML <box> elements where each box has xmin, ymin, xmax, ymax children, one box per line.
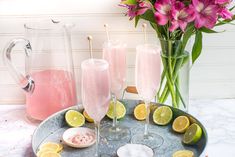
<box><xmin>106</xmin><ymin>101</ymin><xmax>126</xmax><ymax>120</ymax></box>
<box><xmin>172</xmin><ymin>116</ymin><xmax>190</xmax><ymax>133</ymax></box>
<box><xmin>39</xmin><ymin>142</ymin><xmax>60</xmax><ymax>152</ymax></box>
<box><xmin>153</xmin><ymin>106</ymin><xmax>173</xmax><ymax>125</ymax></box>
<box><xmin>183</xmin><ymin>123</ymin><xmax>202</xmax><ymax>145</ymax></box>
<box><xmin>40</xmin><ymin>152</ymin><xmax>61</xmax><ymax>157</ymax></box>
<box><xmin>172</xmin><ymin>150</ymin><xmax>194</xmax><ymax>157</ymax></box>
<box><xmin>134</xmin><ymin>103</ymin><xmax>147</xmax><ymax>121</ymax></box>
<box><xmin>37</xmin><ymin>142</ymin><xmax>63</xmax><ymax>157</ymax></box>
<box><xmin>65</xmin><ymin>110</ymin><xmax>85</xmax><ymax>127</ymax></box>
<box><xmin>83</xmin><ymin>110</ymin><xmax>94</xmax><ymax>123</ymax></box>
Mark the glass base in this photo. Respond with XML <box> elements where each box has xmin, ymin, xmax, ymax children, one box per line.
<box><xmin>101</xmin><ymin>125</ymin><xmax>131</xmax><ymax>142</ymax></box>
<box><xmin>131</xmin><ymin>132</ymin><xmax>164</xmax><ymax>149</ymax></box>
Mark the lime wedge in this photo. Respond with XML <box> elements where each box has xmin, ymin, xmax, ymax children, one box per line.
<box><xmin>173</xmin><ymin>150</ymin><xmax>194</xmax><ymax>157</ymax></box>
<box><xmin>65</xmin><ymin>110</ymin><xmax>85</xmax><ymax>127</ymax></box>
<box><xmin>183</xmin><ymin>123</ymin><xmax>202</xmax><ymax>145</ymax></box>
<box><xmin>172</xmin><ymin>116</ymin><xmax>190</xmax><ymax>133</ymax></box>
<box><xmin>153</xmin><ymin>106</ymin><xmax>173</xmax><ymax>125</ymax></box>
<box><xmin>106</xmin><ymin>101</ymin><xmax>126</xmax><ymax>120</ymax></box>
<box><xmin>134</xmin><ymin>103</ymin><xmax>147</xmax><ymax>121</ymax></box>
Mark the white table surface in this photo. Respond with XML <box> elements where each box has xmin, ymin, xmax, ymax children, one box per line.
<box><xmin>0</xmin><ymin>99</ymin><xmax>235</xmax><ymax>157</ymax></box>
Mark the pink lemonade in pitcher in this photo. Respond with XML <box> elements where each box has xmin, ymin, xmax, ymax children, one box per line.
<box><xmin>26</xmin><ymin>69</ymin><xmax>77</xmax><ymax>120</ymax></box>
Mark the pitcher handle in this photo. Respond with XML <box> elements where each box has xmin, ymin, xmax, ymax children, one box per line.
<box><xmin>3</xmin><ymin>38</ymin><xmax>35</xmax><ymax>93</ymax></box>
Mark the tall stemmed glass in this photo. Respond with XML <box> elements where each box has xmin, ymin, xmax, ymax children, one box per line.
<box><xmin>101</xmin><ymin>40</ymin><xmax>130</xmax><ymax>141</ymax></box>
<box><xmin>81</xmin><ymin>37</ymin><xmax>111</xmax><ymax>157</ymax></box>
<box><xmin>131</xmin><ymin>44</ymin><xmax>164</xmax><ymax>149</ymax></box>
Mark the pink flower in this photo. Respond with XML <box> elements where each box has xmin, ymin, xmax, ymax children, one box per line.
<box><xmin>192</xmin><ymin>0</ymin><xmax>219</xmax><ymax>29</ymax></box>
<box><xmin>218</xmin><ymin>7</ymin><xmax>233</xmax><ymax>19</ymax></box>
<box><xmin>215</xmin><ymin>0</ymin><xmax>233</xmax><ymax>19</ymax></box>
<box><xmin>120</xmin><ymin>0</ymin><xmax>152</xmax><ymax>20</ymax></box>
<box><xmin>170</xmin><ymin>2</ymin><xmax>195</xmax><ymax>32</ymax></box>
<box><xmin>154</xmin><ymin>0</ymin><xmax>175</xmax><ymax>25</ymax></box>
<box><xmin>137</xmin><ymin>1</ymin><xmax>152</xmax><ymax>15</ymax></box>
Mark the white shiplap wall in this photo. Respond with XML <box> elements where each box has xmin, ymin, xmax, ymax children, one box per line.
<box><xmin>0</xmin><ymin>0</ymin><xmax>235</xmax><ymax>104</ymax></box>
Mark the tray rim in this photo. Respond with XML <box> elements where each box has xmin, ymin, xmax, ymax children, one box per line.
<box><xmin>32</xmin><ymin>100</ymin><xmax>208</xmax><ymax>157</ymax></box>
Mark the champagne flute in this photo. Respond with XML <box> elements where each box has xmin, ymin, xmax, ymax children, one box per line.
<box><xmin>131</xmin><ymin>44</ymin><xmax>164</xmax><ymax>149</ymax></box>
<box><xmin>82</xmin><ymin>36</ymin><xmax>111</xmax><ymax>157</ymax></box>
<box><xmin>101</xmin><ymin>40</ymin><xmax>130</xmax><ymax>141</ymax></box>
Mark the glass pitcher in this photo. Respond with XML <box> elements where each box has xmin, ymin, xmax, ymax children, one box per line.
<box><xmin>3</xmin><ymin>20</ymin><xmax>77</xmax><ymax>121</ymax></box>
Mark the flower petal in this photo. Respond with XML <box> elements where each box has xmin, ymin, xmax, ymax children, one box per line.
<box><xmin>136</xmin><ymin>8</ymin><xmax>148</xmax><ymax>15</ymax></box>
<box><xmin>154</xmin><ymin>12</ymin><xmax>169</xmax><ymax>25</ymax></box>
<box><xmin>179</xmin><ymin>21</ymin><xmax>187</xmax><ymax>32</ymax></box>
<box><xmin>169</xmin><ymin>20</ymin><xmax>179</xmax><ymax>32</ymax></box>
<box><xmin>194</xmin><ymin>15</ymin><xmax>206</xmax><ymax>28</ymax></box>
<box><xmin>218</xmin><ymin>8</ymin><xmax>233</xmax><ymax>19</ymax></box>
<box><xmin>204</xmin><ymin>15</ymin><xmax>217</xmax><ymax>29</ymax></box>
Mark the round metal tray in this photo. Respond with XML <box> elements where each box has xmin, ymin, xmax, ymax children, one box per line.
<box><xmin>32</xmin><ymin>99</ymin><xmax>207</xmax><ymax>157</ymax></box>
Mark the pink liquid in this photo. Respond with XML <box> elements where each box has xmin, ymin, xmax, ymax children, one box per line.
<box><xmin>103</xmin><ymin>45</ymin><xmax>126</xmax><ymax>98</ymax></box>
<box><xmin>26</xmin><ymin>69</ymin><xmax>77</xmax><ymax>120</ymax></box>
<box><xmin>135</xmin><ymin>46</ymin><xmax>161</xmax><ymax>101</ymax></box>
<box><xmin>81</xmin><ymin>59</ymin><xmax>110</xmax><ymax>122</ymax></box>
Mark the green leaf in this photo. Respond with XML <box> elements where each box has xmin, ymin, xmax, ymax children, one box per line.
<box><xmin>182</xmin><ymin>23</ymin><xmax>195</xmax><ymax>50</ymax></box>
<box><xmin>200</xmin><ymin>27</ymin><xmax>224</xmax><ymax>33</ymax></box>
<box><xmin>135</xmin><ymin>16</ymin><xmax>140</xmax><ymax>27</ymax></box>
<box><xmin>216</xmin><ymin>15</ymin><xmax>235</xmax><ymax>26</ymax></box>
<box><xmin>140</xmin><ymin>10</ymin><xmax>155</xmax><ymax>24</ymax></box>
<box><xmin>229</xmin><ymin>5</ymin><xmax>235</xmax><ymax>11</ymax></box>
<box><xmin>121</xmin><ymin>0</ymin><xmax>137</xmax><ymax>5</ymax></box>
<box><xmin>150</xmin><ymin>22</ymin><xmax>165</xmax><ymax>39</ymax></box>
<box><xmin>192</xmin><ymin>31</ymin><xmax>203</xmax><ymax>64</ymax></box>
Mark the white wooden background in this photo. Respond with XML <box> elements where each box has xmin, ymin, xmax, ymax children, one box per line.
<box><xmin>0</xmin><ymin>0</ymin><xmax>234</xmax><ymax>104</ymax></box>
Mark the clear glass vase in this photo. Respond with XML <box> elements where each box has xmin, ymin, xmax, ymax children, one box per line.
<box><xmin>157</xmin><ymin>39</ymin><xmax>190</xmax><ymax>112</ymax></box>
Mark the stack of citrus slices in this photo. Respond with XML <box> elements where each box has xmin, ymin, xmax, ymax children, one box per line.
<box><xmin>37</xmin><ymin>142</ymin><xmax>63</xmax><ymax>157</ymax></box>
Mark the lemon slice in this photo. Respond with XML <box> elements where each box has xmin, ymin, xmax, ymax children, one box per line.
<box><xmin>106</xmin><ymin>101</ymin><xmax>126</xmax><ymax>120</ymax></box>
<box><xmin>57</xmin><ymin>144</ymin><xmax>63</xmax><ymax>153</ymax></box>
<box><xmin>40</xmin><ymin>152</ymin><xmax>61</xmax><ymax>157</ymax></box>
<box><xmin>172</xmin><ymin>116</ymin><xmax>190</xmax><ymax>133</ymax></box>
<box><xmin>37</xmin><ymin>149</ymin><xmax>55</xmax><ymax>157</ymax></box>
<box><xmin>65</xmin><ymin>110</ymin><xmax>85</xmax><ymax>127</ymax></box>
<box><xmin>183</xmin><ymin>123</ymin><xmax>202</xmax><ymax>145</ymax></box>
<box><xmin>172</xmin><ymin>150</ymin><xmax>194</xmax><ymax>157</ymax></box>
<box><xmin>39</xmin><ymin>142</ymin><xmax>60</xmax><ymax>152</ymax></box>
<box><xmin>83</xmin><ymin>110</ymin><xmax>94</xmax><ymax>123</ymax></box>
<box><xmin>153</xmin><ymin>106</ymin><xmax>173</xmax><ymax>125</ymax></box>
<box><xmin>134</xmin><ymin>104</ymin><xmax>147</xmax><ymax>121</ymax></box>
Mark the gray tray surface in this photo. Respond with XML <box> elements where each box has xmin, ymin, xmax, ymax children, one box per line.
<box><xmin>32</xmin><ymin>99</ymin><xmax>207</xmax><ymax>157</ymax></box>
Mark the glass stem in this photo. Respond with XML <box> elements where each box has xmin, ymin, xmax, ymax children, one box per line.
<box><xmin>95</xmin><ymin>121</ymin><xmax>100</xmax><ymax>157</ymax></box>
<box><xmin>144</xmin><ymin>101</ymin><xmax>150</xmax><ymax>136</ymax></box>
<box><xmin>112</xmin><ymin>94</ymin><xmax>117</xmax><ymax>130</ymax></box>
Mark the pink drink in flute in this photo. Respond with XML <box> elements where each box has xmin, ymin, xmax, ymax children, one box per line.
<box><xmin>102</xmin><ymin>40</ymin><xmax>130</xmax><ymax>141</ymax></box>
<box><xmin>26</xmin><ymin>69</ymin><xmax>76</xmax><ymax>120</ymax></box>
<box><xmin>103</xmin><ymin>41</ymin><xmax>126</xmax><ymax>97</ymax></box>
<box><xmin>81</xmin><ymin>59</ymin><xmax>110</xmax><ymax>157</ymax></box>
<box><xmin>132</xmin><ymin>44</ymin><xmax>163</xmax><ymax>148</ymax></box>
<box><xmin>136</xmin><ymin>46</ymin><xmax>161</xmax><ymax>101</ymax></box>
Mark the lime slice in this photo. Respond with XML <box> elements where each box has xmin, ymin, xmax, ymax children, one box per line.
<box><xmin>83</xmin><ymin>110</ymin><xmax>94</xmax><ymax>123</ymax></box>
<box><xmin>172</xmin><ymin>116</ymin><xmax>190</xmax><ymax>133</ymax></box>
<box><xmin>183</xmin><ymin>123</ymin><xmax>202</xmax><ymax>145</ymax></box>
<box><xmin>106</xmin><ymin>101</ymin><xmax>126</xmax><ymax>120</ymax></box>
<box><xmin>153</xmin><ymin>106</ymin><xmax>173</xmax><ymax>125</ymax></box>
<box><xmin>134</xmin><ymin>103</ymin><xmax>147</xmax><ymax>121</ymax></box>
<box><xmin>173</xmin><ymin>150</ymin><xmax>194</xmax><ymax>157</ymax></box>
<box><xmin>65</xmin><ymin>110</ymin><xmax>85</xmax><ymax>127</ymax></box>
<box><xmin>40</xmin><ymin>152</ymin><xmax>61</xmax><ymax>157</ymax></box>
